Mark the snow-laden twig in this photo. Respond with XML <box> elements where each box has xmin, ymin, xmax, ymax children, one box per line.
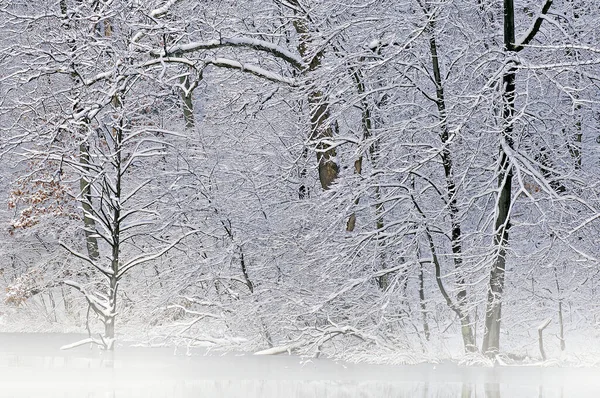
<box><xmin>128</xmin><ymin>0</ymin><xmax>182</xmax><ymax>49</ymax></box>
<box><xmin>311</xmin><ymin>262</ymin><xmax>410</xmax><ymax>313</ymax></box>
<box><xmin>63</xmin><ymin>280</ymin><xmax>113</xmax><ymax>320</ymax></box>
<box><xmin>206</xmin><ymin>58</ymin><xmax>296</xmax><ymax>86</ymax></box>
<box><xmin>118</xmin><ymin>229</ymin><xmax>200</xmax><ymax>278</ymax></box>
<box><xmin>149</xmin><ymin>0</ymin><xmax>182</xmax><ymax>18</ymax></box>
<box><xmin>59</xmin><ymin>243</ymin><xmax>113</xmax><ymax>277</ymax></box>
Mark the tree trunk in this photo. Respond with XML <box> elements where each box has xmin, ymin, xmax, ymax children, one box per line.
<box><xmin>426</xmin><ymin>13</ymin><xmax>476</xmax><ymax>353</ymax></box>
<box><xmin>481</xmin><ymin>0</ymin><xmax>553</xmax><ymax>356</ymax></box>
<box><xmin>104</xmin><ymin>275</ymin><xmax>117</xmax><ymax>350</ymax></box>
<box><xmin>554</xmin><ymin>266</ymin><xmax>566</xmax><ymax>351</ymax></box>
<box><xmin>419</xmin><ymin>262</ymin><xmax>430</xmax><ymax>341</ymax></box>
<box><xmin>412</xmin><ymin>186</ymin><xmax>477</xmax><ymax>349</ymax></box>
<box><xmin>478</xmin><ymin>0</ymin><xmax>552</xmax><ymax>357</ymax></box>
<box><xmin>417</xmin><ymin>1</ymin><xmax>477</xmax><ymax>352</ymax></box>
<box><xmin>79</xmin><ymin>143</ymin><xmax>100</xmax><ymax>262</ymax></box>
<box><xmin>105</xmin><ymin>120</ymin><xmax>123</xmax><ymax>351</ymax></box>
<box><xmin>346</xmin><ymin>65</ymin><xmax>371</xmax><ymax>231</ymax></box>
<box><xmin>481</xmin><ymin>123</ymin><xmax>513</xmax><ymax>356</ymax></box>
<box><xmin>62</xmin><ymin>0</ymin><xmax>100</xmax><ymax>264</ymax></box>
<box><xmin>179</xmin><ymin>68</ymin><xmax>198</xmax><ymax>129</ymax></box>
<box><xmin>299</xmin><ymin>147</ymin><xmax>310</xmax><ymax>199</ymax></box>
<box><xmin>309</xmin><ymin>92</ymin><xmax>339</xmax><ymax>190</ymax></box>
<box><xmin>291</xmin><ymin>4</ymin><xmax>339</xmax><ymax>191</ymax></box>
<box><xmin>538</xmin><ymin>318</ymin><xmax>551</xmax><ymax>360</ymax></box>
<box><xmin>566</xmin><ymin>0</ymin><xmax>582</xmax><ymax>169</ymax></box>
<box><xmin>482</xmin><ymin>0</ymin><xmax>516</xmax><ymax>356</ymax></box>
<box><xmin>345</xmin><ymin>63</ymin><xmax>390</xmax><ymax>287</ymax></box>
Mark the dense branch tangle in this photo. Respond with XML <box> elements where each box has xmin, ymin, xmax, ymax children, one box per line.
<box><xmin>151</xmin><ymin>2</ymin><xmax>339</xmax><ymax>191</ymax></box>
<box><xmin>3</xmin><ymin>0</ymin><xmax>600</xmax><ymax>360</ymax></box>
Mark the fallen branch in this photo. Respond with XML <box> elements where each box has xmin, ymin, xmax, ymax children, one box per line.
<box><xmin>254</xmin><ymin>340</ymin><xmax>307</xmax><ymax>356</ymax></box>
<box><xmin>60</xmin><ymin>337</ymin><xmax>103</xmax><ymax>350</ymax></box>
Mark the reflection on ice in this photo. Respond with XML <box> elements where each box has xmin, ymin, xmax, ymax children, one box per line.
<box><xmin>0</xmin><ymin>333</ymin><xmax>596</xmax><ymax>397</ymax></box>
<box><xmin>0</xmin><ymin>380</ymin><xmax>576</xmax><ymax>398</ymax></box>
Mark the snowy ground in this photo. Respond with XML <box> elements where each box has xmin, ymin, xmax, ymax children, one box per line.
<box><xmin>1</xmin><ymin>334</ymin><xmax>600</xmax><ymax>397</ymax></box>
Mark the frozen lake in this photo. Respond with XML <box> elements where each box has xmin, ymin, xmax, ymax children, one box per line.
<box><xmin>1</xmin><ymin>333</ymin><xmax>599</xmax><ymax>397</ymax></box>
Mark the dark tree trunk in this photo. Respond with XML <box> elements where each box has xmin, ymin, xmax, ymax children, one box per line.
<box><xmin>482</xmin><ymin>0</ymin><xmax>552</xmax><ymax>356</ymax></box>
<box><xmin>105</xmin><ymin>121</ymin><xmax>123</xmax><ymax>351</ymax></box>
<box><xmin>418</xmin><ymin>1</ymin><xmax>477</xmax><ymax>352</ymax></box>
<box><xmin>429</xmin><ymin>25</ymin><xmax>476</xmax><ymax>354</ymax></box>
<box><xmin>62</xmin><ymin>0</ymin><xmax>100</xmax><ymax>264</ymax></box>
<box><xmin>482</xmin><ymin>0</ymin><xmax>517</xmax><ymax>356</ymax></box>
<box><xmin>180</xmin><ymin>71</ymin><xmax>197</xmax><ymax>129</ymax></box>
<box><xmin>79</xmin><ymin>143</ymin><xmax>100</xmax><ymax>262</ymax></box>
<box><xmin>419</xmin><ymin>262</ymin><xmax>430</xmax><ymax>341</ymax></box>
<box><xmin>290</xmin><ymin>2</ymin><xmax>339</xmax><ymax>191</ymax></box>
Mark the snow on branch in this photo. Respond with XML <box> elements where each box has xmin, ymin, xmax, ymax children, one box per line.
<box><xmin>60</xmin><ymin>337</ymin><xmax>104</xmax><ymax>350</ymax></box>
<box><xmin>254</xmin><ymin>340</ymin><xmax>307</xmax><ymax>356</ymax></box>
<box><xmin>310</xmin><ymin>262</ymin><xmax>410</xmax><ymax>314</ymax></box>
<box><xmin>499</xmin><ymin>138</ymin><xmax>589</xmax><ymax>201</ymax></box>
<box><xmin>141</xmin><ymin>57</ymin><xmax>197</xmax><ymax>69</ymax></box>
<box><xmin>117</xmin><ymin>229</ymin><xmax>200</xmax><ymax>278</ymax></box>
<box><xmin>59</xmin><ymin>242</ymin><xmax>113</xmax><ymax>277</ymax></box>
<box><xmin>174</xmin><ymin>334</ymin><xmax>247</xmax><ymax>347</ymax></box>
<box><xmin>520</xmin><ymin>58</ymin><xmax>600</xmax><ymax>70</ymax></box>
<box><xmin>149</xmin><ymin>0</ymin><xmax>182</xmax><ymax>18</ymax></box>
<box><xmin>513</xmin><ymin>0</ymin><xmax>553</xmax><ymax>52</ymax></box>
<box><xmin>206</xmin><ymin>58</ymin><xmax>296</xmax><ymax>86</ymax></box>
<box><xmin>64</xmin><ymin>280</ymin><xmax>112</xmax><ymax>319</ymax></box>
<box><xmin>129</xmin><ymin>1</ymin><xmax>181</xmax><ymax>49</ymax></box>
<box><xmin>119</xmin><ymin>180</ymin><xmax>153</xmax><ymax>206</ymax></box>
<box><xmin>254</xmin><ymin>322</ymin><xmax>387</xmax><ymax>356</ymax></box>
<box><xmin>569</xmin><ymin>213</ymin><xmax>600</xmax><ymax>235</ymax></box>
<box><xmin>154</xmin><ymin>37</ymin><xmax>304</xmax><ymax>70</ymax></box>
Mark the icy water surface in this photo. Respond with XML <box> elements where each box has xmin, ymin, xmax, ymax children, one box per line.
<box><xmin>1</xmin><ymin>333</ymin><xmax>599</xmax><ymax>397</ymax></box>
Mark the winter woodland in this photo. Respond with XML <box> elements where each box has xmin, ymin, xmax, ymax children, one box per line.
<box><xmin>0</xmin><ymin>0</ymin><xmax>599</xmax><ymax>362</ymax></box>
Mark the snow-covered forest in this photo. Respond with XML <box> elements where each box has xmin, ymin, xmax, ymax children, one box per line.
<box><xmin>0</xmin><ymin>0</ymin><xmax>599</xmax><ymax>362</ymax></box>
